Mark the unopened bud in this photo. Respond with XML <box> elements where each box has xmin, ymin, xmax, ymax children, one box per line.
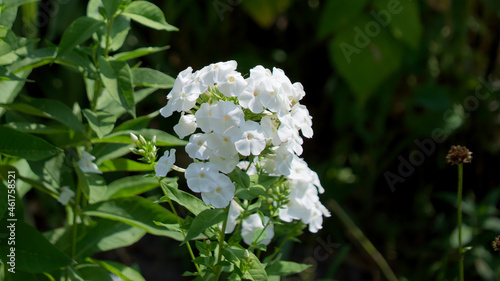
<box><xmin>152</xmin><ymin>135</ymin><xmax>157</xmax><ymax>145</ymax></box>
<box><xmin>244</xmin><ymin>250</ymin><xmax>250</xmax><ymax>258</ymax></box>
<box><xmin>130</xmin><ymin>132</ymin><xmax>139</xmax><ymax>143</ymax></box>
<box><xmin>139</xmin><ymin>135</ymin><xmax>147</xmax><ymax>146</ymax></box>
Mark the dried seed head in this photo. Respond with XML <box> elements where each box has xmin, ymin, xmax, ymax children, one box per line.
<box><xmin>492</xmin><ymin>236</ymin><xmax>500</xmax><ymax>253</ymax></box>
<box><xmin>446</xmin><ymin>145</ymin><xmax>472</xmax><ymax>165</ymax></box>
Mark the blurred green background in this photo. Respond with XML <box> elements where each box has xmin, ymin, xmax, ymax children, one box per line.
<box><xmin>9</xmin><ymin>0</ymin><xmax>500</xmax><ymax>280</ymax></box>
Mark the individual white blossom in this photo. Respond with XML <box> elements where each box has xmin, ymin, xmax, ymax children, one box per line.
<box><xmin>232</xmin><ymin>121</ymin><xmax>266</xmax><ymax>156</ymax></box>
<box><xmin>241</xmin><ymin>214</ymin><xmax>274</xmax><ymax>246</ymax></box>
<box><xmin>200</xmin><ymin>174</ymin><xmax>235</xmax><ymax>208</ymax></box>
<box><xmin>78</xmin><ymin>151</ymin><xmax>102</xmax><ymax>174</ymax></box>
<box><xmin>174</xmin><ymin>113</ymin><xmax>197</xmax><ymax>139</ymax></box>
<box><xmin>210</xmin><ymin>153</ymin><xmax>239</xmax><ymax>174</ymax></box>
<box><xmin>155</xmin><ymin>149</ymin><xmax>176</xmax><ymax>177</ymax></box>
<box><xmin>57</xmin><ymin>186</ymin><xmax>75</xmax><ymax>205</ymax></box>
<box><xmin>185</xmin><ymin>133</ymin><xmax>212</xmax><ymax>160</ymax></box>
<box><xmin>218</xmin><ymin>71</ymin><xmax>248</xmax><ymax>97</ymax></box>
<box><xmin>210</xmin><ymin>101</ymin><xmax>245</xmax><ymax>134</ymax></box>
<box><xmin>185</xmin><ymin>162</ymin><xmax>219</xmax><ymax>193</ymax></box>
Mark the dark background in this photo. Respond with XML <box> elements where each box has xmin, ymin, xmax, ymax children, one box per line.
<box><xmin>13</xmin><ymin>0</ymin><xmax>500</xmax><ymax>280</ymax></box>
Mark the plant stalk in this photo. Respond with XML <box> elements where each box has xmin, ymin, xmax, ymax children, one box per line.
<box><xmin>457</xmin><ymin>163</ymin><xmax>464</xmax><ymax>281</ymax></box>
<box><xmin>330</xmin><ymin>199</ymin><xmax>398</xmax><ymax>281</ymax></box>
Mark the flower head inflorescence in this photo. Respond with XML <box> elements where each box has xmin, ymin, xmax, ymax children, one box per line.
<box><xmin>446</xmin><ymin>145</ymin><xmax>473</xmax><ymax>165</ymax></box>
<box><xmin>159</xmin><ymin>61</ymin><xmax>330</xmax><ymax>233</ymax></box>
<box><xmin>492</xmin><ymin>236</ymin><xmax>500</xmax><ymax>253</ymax></box>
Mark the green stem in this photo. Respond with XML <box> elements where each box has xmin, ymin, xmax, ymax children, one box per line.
<box><xmin>215</xmin><ymin>206</ymin><xmax>229</xmax><ymax>280</ymax></box>
<box><xmin>457</xmin><ymin>163</ymin><xmax>464</xmax><ymax>281</ymax></box>
<box><xmin>66</xmin><ymin>183</ymin><xmax>82</xmax><ymax>281</ymax></box>
<box><xmin>104</xmin><ymin>16</ymin><xmax>116</xmax><ymax>58</ymax></box>
<box><xmin>330</xmin><ymin>199</ymin><xmax>398</xmax><ymax>281</ymax></box>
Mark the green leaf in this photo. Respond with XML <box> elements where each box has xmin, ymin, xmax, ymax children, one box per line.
<box><xmin>87</xmin><ymin>258</ymin><xmax>146</xmax><ymax>281</ymax></box>
<box><xmin>235</xmin><ymin>185</ymin><xmax>266</xmax><ymax>200</ymax></box>
<box><xmin>87</xmin><ymin>174</ymin><xmax>107</xmax><ymax>204</ymax></box>
<box><xmin>3</xmin><ymin>122</ymin><xmax>67</xmax><ymax>134</ymax></box>
<box><xmin>160</xmin><ymin>181</ymin><xmax>209</xmax><ymax>216</ymax></box>
<box><xmin>93</xmin><ymin>128</ymin><xmax>187</xmax><ymax>146</ymax></box>
<box><xmin>241</xmin><ymin>0</ymin><xmax>291</xmax><ymax>29</ymax></box>
<box><xmin>373</xmin><ymin>0</ymin><xmax>422</xmax><ymax>49</ymax></box>
<box><xmin>83</xmin><ymin>196</ymin><xmax>182</xmax><ymax>239</ymax></box>
<box><xmin>122</xmin><ymin>1</ymin><xmax>178</xmax><ymax>31</ymax></box>
<box><xmin>0</xmin><ymin>126</ymin><xmax>61</xmax><ymax>161</ymax></box>
<box><xmin>131</xmin><ymin>67</ymin><xmax>175</xmax><ymax>88</ymax></box>
<box><xmin>0</xmin><ymin>219</ymin><xmax>72</xmax><ymax>273</ymax></box>
<box><xmin>102</xmin><ymin>0</ymin><xmax>122</xmax><ymax>19</ymax></box>
<box><xmin>83</xmin><ymin>109</ymin><xmax>117</xmax><ymax>139</ymax></box>
<box><xmin>57</xmin><ymin>16</ymin><xmax>104</xmax><ymax>56</ymax></box>
<box><xmin>46</xmin><ymin>219</ymin><xmax>146</xmax><ymax>259</ymax></box>
<box><xmin>330</xmin><ymin>15</ymin><xmax>403</xmax><ymax>103</ymax></box>
<box><xmin>104</xmin><ymin>175</ymin><xmax>161</xmax><ymax>200</ymax></box>
<box><xmin>0</xmin><ymin>97</ymin><xmax>85</xmax><ymax>132</ymax></box>
<box><xmin>318</xmin><ymin>0</ymin><xmax>368</xmax><ymax>39</ymax></box>
<box><xmin>0</xmin><ymin>70</ymin><xmax>30</xmax><ymax>117</ymax></box>
<box><xmin>98</xmin><ymin>57</ymin><xmax>135</xmax><ymax>117</ymax></box>
<box><xmin>266</xmin><ymin>261</ymin><xmax>311</xmax><ymax>276</ymax></box>
<box><xmin>113</xmin><ymin>111</ymin><xmax>157</xmax><ymax>131</ymax></box>
<box><xmin>3</xmin><ymin>0</ymin><xmax>40</xmax><ymax>11</ymax></box>
<box><xmin>184</xmin><ymin>208</ymin><xmax>227</xmax><ymax>243</ymax></box>
<box><xmin>112</xmin><ymin>46</ymin><xmax>170</xmax><ymax>61</ymax></box>
<box><xmin>228</xmin><ymin>168</ymin><xmax>250</xmax><ymax>189</ymax></box>
<box><xmin>98</xmin><ymin>158</ymin><xmax>152</xmax><ymax>172</ymax></box>
<box><xmin>223</xmin><ymin>246</ymin><xmax>268</xmax><ymax>281</ymax></box>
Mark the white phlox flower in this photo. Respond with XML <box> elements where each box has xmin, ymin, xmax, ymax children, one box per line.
<box><xmin>155</xmin><ymin>149</ymin><xmax>176</xmax><ymax>177</ymax></box>
<box><xmin>241</xmin><ymin>214</ymin><xmax>274</xmax><ymax>246</ymax></box>
<box><xmin>218</xmin><ymin>71</ymin><xmax>248</xmax><ymax>97</ymax></box>
<box><xmin>78</xmin><ymin>151</ymin><xmax>102</xmax><ymax>174</ymax></box>
<box><xmin>210</xmin><ymin>101</ymin><xmax>245</xmax><ymax>134</ymax></box>
<box><xmin>210</xmin><ymin>153</ymin><xmax>239</xmax><ymax>174</ymax></box>
<box><xmin>232</xmin><ymin>121</ymin><xmax>266</xmax><ymax>156</ymax></box>
<box><xmin>174</xmin><ymin>113</ymin><xmax>197</xmax><ymax>139</ymax></box>
<box><xmin>185</xmin><ymin>133</ymin><xmax>212</xmax><ymax>160</ymax></box>
<box><xmin>200</xmin><ymin>173</ymin><xmax>235</xmax><ymax>208</ymax></box>
<box><xmin>185</xmin><ymin>162</ymin><xmax>219</xmax><ymax>193</ymax></box>
<box><xmin>57</xmin><ymin>186</ymin><xmax>75</xmax><ymax>205</ymax></box>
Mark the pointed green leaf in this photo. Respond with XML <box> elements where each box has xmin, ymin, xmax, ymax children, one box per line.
<box><xmin>112</xmin><ymin>46</ymin><xmax>169</xmax><ymax>61</ymax></box>
<box><xmin>0</xmin><ymin>70</ymin><xmax>30</xmax><ymax>117</ymax></box>
<box><xmin>0</xmin><ymin>126</ymin><xmax>61</xmax><ymax>161</ymax></box>
<box><xmin>98</xmin><ymin>158</ymin><xmax>152</xmax><ymax>172</ymax></box>
<box><xmin>83</xmin><ymin>196</ymin><xmax>182</xmax><ymax>239</ymax></box>
<box><xmin>0</xmin><ymin>219</ymin><xmax>72</xmax><ymax>273</ymax></box>
<box><xmin>98</xmin><ymin>57</ymin><xmax>135</xmax><ymax>117</ymax></box>
<box><xmin>131</xmin><ymin>67</ymin><xmax>175</xmax><ymax>88</ymax></box>
<box><xmin>123</xmin><ymin>1</ymin><xmax>178</xmax><ymax>31</ymax></box>
<box><xmin>88</xmin><ymin>258</ymin><xmax>146</xmax><ymax>281</ymax></box>
<box><xmin>160</xmin><ymin>181</ymin><xmax>209</xmax><ymax>216</ymax></box>
<box><xmin>83</xmin><ymin>109</ymin><xmax>117</xmax><ymax>139</ymax></box>
<box><xmin>184</xmin><ymin>208</ymin><xmax>227</xmax><ymax>243</ymax></box>
<box><xmin>57</xmin><ymin>16</ymin><xmax>104</xmax><ymax>56</ymax></box>
<box><xmin>104</xmin><ymin>175</ymin><xmax>161</xmax><ymax>200</ymax></box>
<box><xmin>330</xmin><ymin>15</ymin><xmax>403</xmax><ymax>103</ymax></box>
<box><xmin>0</xmin><ymin>97</ymin><xmax>84</xmax><ymax>132</ymax></box>
<box><xmin>266</xmin><ymin>261</ymin><xmax>311</xmax><ymax>276</ymax></box>
<box><xmin>228</xmin><ymin>168</ymin><xmax>250</xmax><ymax>189</ymax></box>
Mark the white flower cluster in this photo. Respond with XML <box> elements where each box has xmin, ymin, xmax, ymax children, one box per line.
<box><xmin>160</xmin><ymin>61</ymin><xmax>330</xmax><ymax>233</ymax></box>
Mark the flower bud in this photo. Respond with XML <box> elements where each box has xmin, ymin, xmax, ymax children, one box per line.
<box><xmin>139</xmin><ymin>135</ymin><xmax>147</xmax><ymax>146</ymax></box>
<box><xmin>244</xmin><ymin>250</ymin><xmax>250</xmax><ymax>258</ymax></box>
<box><xmin>130</xmin><ymin>132</ymin><xmax>139</xmax><ymax>144</ymax></box>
